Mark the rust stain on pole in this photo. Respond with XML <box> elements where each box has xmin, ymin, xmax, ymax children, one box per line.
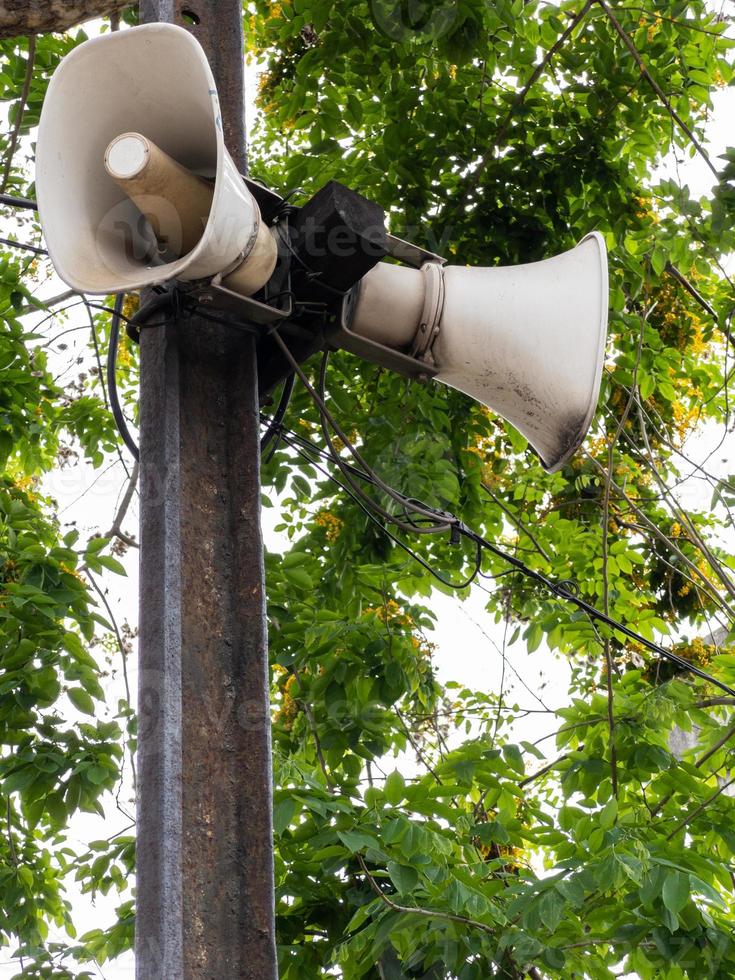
<box><xmin>136</xmin><ymin>1</ymin><xmax>276</xmax><ymax>977</ymax></box>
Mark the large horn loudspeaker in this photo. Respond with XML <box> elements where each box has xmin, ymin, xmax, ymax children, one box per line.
<box><xmin>347</xmin><ymin>233</ymin><xmax>609</xmax><ymax>473</ymax></box>
<box><xmin>35</xmin><ymin>23</ymin><xmax>276</xmax><ymax>296</ymax></box>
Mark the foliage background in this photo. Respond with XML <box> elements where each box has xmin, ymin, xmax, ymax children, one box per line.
<box><xmin>0</xmin><ymin>0</ymin><xmax>734</xmax><ymax>976</ymax></box>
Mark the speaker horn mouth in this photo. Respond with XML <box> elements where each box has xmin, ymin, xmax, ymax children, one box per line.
<box><xmin>538</xmin><ymin>231</ymin><xmax>609</xmax><ymax>473</ymax></box>
<box><xmin>343</xmin><ymin>232</ymin><xmax>609</xmax><ymax>473</ymax></box>
<box><xmin>35</xmin><ymin>23</ymin><xmax>270</xmax><ymax>295</ymax></box>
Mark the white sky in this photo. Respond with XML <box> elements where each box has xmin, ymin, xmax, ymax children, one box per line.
<box><xmin>0</xmin><ymin>11</ymin><xmax>733</xmax><ymax>979</ymax></box>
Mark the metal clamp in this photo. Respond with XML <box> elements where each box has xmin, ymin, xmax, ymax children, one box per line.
<box><xmin>411</xmin><ymin>261</ymin><xmax>444</xmax><ymax>363</ymax></box>
<box><xmin>332</xmin><ymin>283</ymin><xmax>439</xmax><ymax>382</ymax></box>
<box><xmin>193</xmin><ymin>213</ymin><xmax>293</xmax><ymax>326</ymax></box>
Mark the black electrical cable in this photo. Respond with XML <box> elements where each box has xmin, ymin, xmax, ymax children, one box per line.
<box><xmin>314</xmin><ymin>351</ymin><xmax>451</xmax><ymax>533</ymax></box>
<box><xmin>467</xmin><ymin>528</ymin><xmax>735</xmax><ymax>697</ymax></box>
<box><xmin>268</xmin><ymin>331</ymin><xmax>451</xmax><ymax>534</ymax></box>
<box><xmin>273</xmin><ymin>223</ymin><xmax>351</xmax><ymax>298</ymax></box>
<box><xmin>261</xmin><ymin>337</ymin><xmax>735</xmax><ymax>698</ymax></box>
<box><xmin>87</xmin><ymin>292</ymin><xmax>177</xmax><ymax>344</ymax></box>
<box><xmin>0</xmin><ymin>236</ymin><xmax>47</xmax><ymax>256</ymax></box>
<box><xmin>0</xmin><ymin>193</ymin><xmax>38</xmax><ymax>211</ymax></box>
<box><xmin>260</xmin><ymin>372</ymin><xmax>295</xmax><ymax>456</ymax></box>
<box><xmin>278</xmin><ymin>426</ymin><xmax>482</xmax><ymax>590</ymax></box>
<box><xmin>270</xmin><ymin>411</ymin><xmax>735</xmax><ymax>696</ymax></box>
<box><xmin>103</xmin><ymin>292</ymin><xmax>290</xmax><ymax>461</ymax></box>
<box><xmin>108</xmin><ymin>294</ymin><xmax>140</xmax><ymax>462</ymax></box>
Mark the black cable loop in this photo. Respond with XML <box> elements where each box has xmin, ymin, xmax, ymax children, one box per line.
<box><xmin>108</xmin><ymin>294</ymin><xmax>140</xmax><ymax>462</ymax></box>
<box><xmin>261</xmin><ymin>409</ymin><xmax>735</xmax><ymax>699</ymax></box>
<box><xmin>278</xmin><ymin>429</ymin><xmax>482</xmax><ymax>590</ymax></box>
<box><xmin>261</xmin><ymin>329</ymin><xmax>449</xmax><ymax>533</ymax></box>
<box><xmin>260</xmin><ymin>373</ymin><xmax>295</xmax><ymax>457</ymax></box>
<box><xmin>555</xmin><ymin>579</ymin><xmax>580</xmax><ymax>597</ymax></box>
<box><xmin>314</xmin><ymin>350</ymin><xmax>452</xmax><ymax>532</ymax></box>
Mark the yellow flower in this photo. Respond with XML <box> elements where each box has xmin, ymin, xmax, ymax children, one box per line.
<box><xmin>315</xmin><ymin>510</ymin><xmax>344</xmax><ymax>543</ymax></box>
<box><xmin>122</xmin><ymin>293</ymin><xmax>139</xmax><ymax>321</ymax></box>
<box><xmin>118</xmin><ymin>343</ymin><xmax>132</xmax><ymax>368</ymax></box>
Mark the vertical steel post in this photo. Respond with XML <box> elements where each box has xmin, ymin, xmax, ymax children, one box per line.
<box><xmin>136</xmin><ymin>2</ymin><xmax>277</xmax><ymax>977</ymax></box>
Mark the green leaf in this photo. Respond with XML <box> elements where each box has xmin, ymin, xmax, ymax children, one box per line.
<box><xmin>503</xmin><ymin>420</ymin><xmax>528</xmax><ymax>454</ymax></box>
<box><xmin>503</xmin><ymin>743</ymin><xmax>525</xmax><ymax>774</ymax></box>
<box><xmin>274</xmin><ymin>796</ymin><xmax>296</xmax><ymax>834</ymax></box>
<box><xmin>387</xmin><ymin>861</ymin><xmax>418</xmax><ymax>894</ymax></box>
<box><xmin>338</xmin><ymin>829</ymin><xmax>377</xmax><ymax>854</ymax></box>
<box><xmin>283</xmin><ymin>566</ymin><xmax>314</xmax><ymax>590</ymax></box>
<box><xmin>68</xmin><ymin>687</ymin><xmax>96</xmax><ymax>715</ymax></box>
<box><xmin>473</xmin><ymin>820</ymin><xmax>510</xmax><ymax>846</ymax></box>
<box><xmin>16</xmin><ymin>866</ymin><xmax>33</xmax><ymax>889</ymax></box>
<box><xmin>538</xmin><ymin>888</ymin><xmax>565</xmax><ymax>932</ymax></box>
<box><xmin>662</xmin><ymin>870</ymin><xmax>689</xmax><ymax>915</ymax></box>
<box><xmin>599</xmin><ymin>797</ymin><xmax>618</xmax><ymax>829</ymax></box>
<box><xmin>96</xmin><ymin>554</ymin><xmax>127</xmax><ymax>576</ymax></box>
<box><xmin>384</xmin><ymin>770</ymin><xmax>406</xmax><ymax>805</ymax></box>
<box><xmin>651</xmin><ymin>246</ymin><xmax>667</xmax><ymax>277</ymax></box>
<box><xmin>45</xmin><ymin>791</ymin><xmax>66</xmax><ymax>825</ymax></box>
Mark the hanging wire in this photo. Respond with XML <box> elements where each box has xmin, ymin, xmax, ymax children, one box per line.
<box><xmin>108</xmin><ymin>294</ymin><xmax>140</xmax><ymax>462</ymax></box>
<box><xmin>4</xmin><ymin>189</ymin><xmax>727</xmax><ymax>693</ymax></box>
<box><xmin>277</xmin><ymin>424</ymin><xmax>482</xmax><ymax>589</ymax></box>
<box><xmin>0</xmin><ymin>236</ymin><xmax>47</xmax><ymax>256</ymax></box>
<box><xmin>268</xmin><ymin>331</ymin><xmax>453</xmax><ymax>534</ymax></box>
<box><xmin>266</xmin><ymin>408</ymin><xmax>735</xmax><ymax>697</ymax></box>
<box><xmin>259</xmin><ymin>327</ymin><xmax>735</xmax><ymax>699</ymax></box>
<box><xmin>315</xmin><ymin>351</ymin><xmax>451</xmax><ymax>532</ymax></box>
<box><xmin>260</xmin><ymin>372</ymin><xmax>295</xmax><ymax>456</ymax></box>
<box><xmin>0</xmin><ymin>193</ymin><xmax>38</xmax><ymax>211</ymax></box>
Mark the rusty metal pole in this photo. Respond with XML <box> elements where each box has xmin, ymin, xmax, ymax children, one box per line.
<box><xmin>136</xmin><ymin>2</ymin><xmax>277</xmax><ymax>977</ymax></box>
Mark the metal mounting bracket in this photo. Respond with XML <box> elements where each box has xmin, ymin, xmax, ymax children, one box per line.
<box><xmin>385</xmin><ymin>234</ymin><xmax>446</xmax><ymax>268</ymax></box>
<box><xmin>192</xmin><ymin>212</ymin><xmax>293</xmax><ymax>326</ymax></box>
<box><xmin>331</xmin><ymin>284</ymin><xmax>439</xmax><ymax>381</ymax></box>
<box><xmin>329</xmin><ymin>235</ymin><xmax>447</xmax><ymax>378</ymax></box>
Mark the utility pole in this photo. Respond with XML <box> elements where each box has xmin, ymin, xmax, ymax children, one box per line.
<box><xmin>136</xmin><ymin>2</ymin><xmax>277</xmax><ymax>977</ymax></box>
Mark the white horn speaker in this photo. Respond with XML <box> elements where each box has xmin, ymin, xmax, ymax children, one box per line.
<box><xmin>349</xmin><ymin>233</ymin><xmax>608</xmax><ymax>473</ymax></box>
<box><xmin>35</xmin><ymin>23</ymin><xmax>276</xmax><ymax>296</ymax></box>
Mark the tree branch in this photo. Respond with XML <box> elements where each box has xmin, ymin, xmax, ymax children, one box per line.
<box><xmin>595</xmin><ymin>0</ymin><xmax>719</xmax><ymax>180</ymax></box>
<box><xmin>636</xmin><ymin>403</ymin><xmax>735</xmax><ymax>604</ymax></box>
<box><xmin>356</xmin><ymin>854</ymin><xmax>496</xmax><ymax>937</ymax></box>
<box><xmin>450</xmin><ymin>0</ymin><xmax>595</xmax><ymax>217</ymax></box>
<box><xmin>584</xmin><ymin>453</ymin><xmax>735</xmax><ymax>620</ymax></box>
<box><xmin>482</xmin><ymin>483</ymin><xmax>552</xmax><ymax>562</ymax></box>
<box><xmin>651</xmin><ymin>718</ymin><xmax>735</xmax><ymax>818</ymax></box>
<box><xmin>665</xmin><ymin>263</ymin><xmax>718</xmax><ymax>322</ymax></box>
<box><xmin>665</xmin><ymin>774</ymin><xmax>735</xmax><ymax>841</ymax></box>
<box><xmin>1</xmin><ymin>35</ymin><xmax>36</xmax><ymax>195</ymax></box>
<box><xmin>105</xmin><ymin>460</ymin><xmax>139</xmax><ymax>549</ymax></box>
<box><xmin>0</xmin><ymin>1</ymin><xmax>130</xmax><ymax>40</ymax></box>
<box><xmin>292</xmin><ymin>666</ymin><xmax>335</xmax><ymax>793</ymax></box>
<box><xmin>85</xmin><ymin>569</ymin><xmax>137</xmax><ymax>793</ymax></box>
<box><xmin>694</xmin><ymin>720</ymin><xmax>735</xmax><ymax>771</ymax></box>
<box><xmin>600</xmin><ymin>315</ymin><xmax>646</xmax><ymax>799</ymax></box>
<box><xmin>19</xmin><ymin>288</ymin><xmax>77</xmax><ymax>318</ymax></box>
<box><xmin>519</xmin><ymin>750</ymin><xmax>574</xmax><ymax>788</ymax></box>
